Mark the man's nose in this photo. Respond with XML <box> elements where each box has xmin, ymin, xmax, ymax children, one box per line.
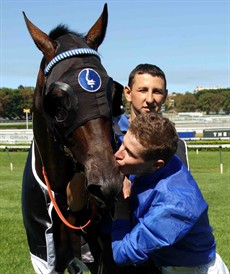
<box><xmin>146</xmin><ymin>91</ymin><xmax>154</xmax><ymax>104</ymax></box>
<box><xmin>114</xmin><ymin>149</ymin><xmax>120</xmax><ymax>159</ymax></box>
<box><xmin>114</xmin><ymin>147</ymin><xmax>123</xmax><ymax>160</ymax></box>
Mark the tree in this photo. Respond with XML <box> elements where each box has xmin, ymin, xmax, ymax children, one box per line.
<box><xmin>197</xmin><ymin>93</ymin><xmax>212</xmax><ymax>114</ymax></box>
<box><xmin>0</xmin><ymin>87</ymin><xmax>33</xmax><ymax>119</ymax></box>
<box><xmin>221</xmin><ymin>90</ymin><xmax>230</xmax><ymax>114</ymax></box>
<box><xmin>164</xmin><ymin>96</ymin><xmax>176</xmax><ymax>112</ymax></box>
<box><xmin>0</xmin><ymin>88</ymin><xmax>11</xmax><ymax>118</ymax></box>
<box><xmin>174</xmin><ymin>93</ymin><xmax>197</xmax><ymax>112</ymax></box>
<box><xmin>0</xmin><ymin>90</ymin><xmax>7</xmax><ymax>115</ymax></box>
<box><xmin>20</xmin><ymin>88</ymin><xmax>33</xmax><ymax>109</ymax></box>
<box><xmin>210</xmin><ymin>94</ymin><xmax>223</xmax><ymax>114</ymax></box>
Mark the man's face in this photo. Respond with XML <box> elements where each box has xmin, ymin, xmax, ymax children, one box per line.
<box><xmin>124</xmin><ymin>73</ymin><xmax>167</xmax><ymax>120</ymax></box>
<box><xmin>115</xmin><ymin>131</ymin><xmax>155</xmax><ymax>176</ymax></box>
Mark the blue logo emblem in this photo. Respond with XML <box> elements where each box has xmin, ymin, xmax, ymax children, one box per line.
<box><xmin>78</xmin><ymin>68</ymin><xmax>101</xmax><ymax>92</ymax></box>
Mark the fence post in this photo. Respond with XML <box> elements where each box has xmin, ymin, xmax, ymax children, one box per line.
<box><xmin>219</xmin><ymin>146</ymin><xmax>223</xmax><ymax>174</ymax></box>
<box><xmin>5</xmin><ymin>146</ymin><xmax>13</xmax><ymax>171</ymax></box>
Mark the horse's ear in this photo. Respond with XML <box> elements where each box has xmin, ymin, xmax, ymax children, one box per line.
<box><xmin>84</xmin><ymin>4</ymin><xmax>108</xmax><ymax>50</ymax></box>
<box><xmin>112</xmin><ymin>81</ymin><xmax>124</xmax><ymax>117</ymax></box>
<box><xmin>22</xmin><ymin>12</ymin><xmax>57</xmax><ymax>62</ymax></box>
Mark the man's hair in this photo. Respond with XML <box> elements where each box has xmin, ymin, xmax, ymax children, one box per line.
<box><xmin>128</xmin><ymin>63</ymin><xmax>167</xmax><ymax>90</ymax></box>
<box><xmin>129</xmin><ymin>113</ymin><xmax>178</xmax><ymax>163</ymax></box>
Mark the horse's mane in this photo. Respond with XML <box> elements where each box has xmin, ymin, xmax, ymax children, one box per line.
<box><xmin>49</xmin><ymin>24</ymin><xmax>84</xmax><ymax>39</ymax></box>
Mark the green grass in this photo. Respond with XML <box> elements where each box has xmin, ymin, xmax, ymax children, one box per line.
<box><xmin>0</xmin><ymin>151</ymin><xmax>229</xmax><ymax>273</ymax></box>
<box><xmin>188</xmin><ymin>150</ymin><xmax>230</xmax><ymax>269</ymax></box>
<box><xmin>0</xmin><ymin>122</ymin><xmax>33</xmax><ymax>130</ymax></box>
<box><xmin>0</xmin><ymin>151</ymin><xmax>34</xmax><ymax>273</ymax></box>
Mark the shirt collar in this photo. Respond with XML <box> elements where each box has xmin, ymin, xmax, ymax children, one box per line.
<box><xmin>117</xmin><ymin>113</ymin><xmax>130</xmax><ymax>133</ymax></box>
<box><xmin>129</xmin><ymin>155</ymin><xmax>182</xmax><ymax>187</ymax></box>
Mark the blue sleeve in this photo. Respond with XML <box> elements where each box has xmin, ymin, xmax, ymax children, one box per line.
<box><xmin>112</xmin><ymin>203</ymin><xmax>197</xmax><ymax>266</ymax></box>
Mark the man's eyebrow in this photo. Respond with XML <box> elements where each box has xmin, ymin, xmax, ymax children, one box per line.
<box><xmin>152</xmin><ymin>88</ymin><xmax>164</xmax><ymax>92</ymax></box>
<box><xmin>123</xmin><ymin>140</ymin><xmax>138</xmax><ymax>158</ymax></box>
<box><xmin>137</xmin><ymin>86</ymin><xmax>148</xmax><ymax>90</ymax></box>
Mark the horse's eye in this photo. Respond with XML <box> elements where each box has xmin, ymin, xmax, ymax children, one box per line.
<box><xmin>43</xmin><ymin>89</ymin><xmax>70</xmax><ymax>123</ymax></box>
<box><xmin>55</xmin><ymin>108</ymin><xmax>69</xmax><ymax>122</ymax></box>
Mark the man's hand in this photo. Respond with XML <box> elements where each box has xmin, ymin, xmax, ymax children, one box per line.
<box><xmin>114</xmin><ymin>177</ymin><xmax>131</xmax><ymax>220</ymax></box>
<box><xmin>122</xmin><ymin>176</ymin><xmax>131</xmax><ymax>199</ymax></box>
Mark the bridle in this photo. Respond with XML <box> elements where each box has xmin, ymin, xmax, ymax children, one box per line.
<box><xmin>44</xmin><ymin>48</ymin><xmax>100</xmax><ymax>76</ymax></box>
<box><xmin>39</xmin><ymin>47</ymin><xmax>107</xmax><ymax>231</ymax></box>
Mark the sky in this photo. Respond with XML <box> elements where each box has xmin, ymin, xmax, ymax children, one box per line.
<box><xmin>0</xmin><ymin>0</ymin><xmax>229</xmax><ymax>93</ymax></box>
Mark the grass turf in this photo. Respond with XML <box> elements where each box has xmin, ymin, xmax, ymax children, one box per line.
<box><xmin>0</xmin><ymin>150</ymin><xmax>229</xmax><ymax>273</ymax></box>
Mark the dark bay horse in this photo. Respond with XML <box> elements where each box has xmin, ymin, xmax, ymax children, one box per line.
<box><xmin>22</xmin><ymin>4</ymin><xmax>123</xmax><ymax>273</ymax></box>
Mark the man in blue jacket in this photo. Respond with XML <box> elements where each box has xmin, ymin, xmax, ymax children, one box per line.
<box><xmin>112</xmin><ymin>112</ymin><xmax>229</xmax><ymax>274</ymax></box>
<box><xmin>114</xmin><ymin>63</ymin><xmax>189</xmax><ymax>169</ymax></box>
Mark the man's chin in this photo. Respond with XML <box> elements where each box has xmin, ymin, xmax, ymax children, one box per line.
<box><xmin>120</xmin><ymin>168</ymin><xmax>130</xmax><ymax>176</ymax></box>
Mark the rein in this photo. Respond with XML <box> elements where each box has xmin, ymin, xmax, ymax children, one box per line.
<box><xmin>42</xmin><ymin>166</ymin><xmax>96</xmax><ymax>231</ymax></box>
<box><xmin>34</xmin><ymin>136</ymin><xmax>95</xmax><ymax>231</ymax></box>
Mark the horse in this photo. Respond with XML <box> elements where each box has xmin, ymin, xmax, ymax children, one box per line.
<box><xmin>21</xmin><ymin>4</ymin><xmax>124</xmax><ymax>273</ymax></box>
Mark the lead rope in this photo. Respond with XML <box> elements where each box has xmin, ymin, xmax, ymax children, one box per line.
<box><xmin>42</xmin><ymin>166</ymin><xmax>95</xmax><ymax>231</ymax></box>
<box><xmin>33</xmin><ymin>134</ymin><xmax>95</xmax><ymax>231</ymax></box>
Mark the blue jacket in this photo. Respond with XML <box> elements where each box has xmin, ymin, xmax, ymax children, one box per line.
<box><xmin>112</xmin><ymin>155</ymin><xmax>216</xmax><ymax>267</ymax></box>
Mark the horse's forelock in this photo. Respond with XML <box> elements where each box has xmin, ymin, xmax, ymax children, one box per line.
<box><xmin>49</xmin><ymin>24</ymin><xmax>84</xmax><ymax>40</ymax></box>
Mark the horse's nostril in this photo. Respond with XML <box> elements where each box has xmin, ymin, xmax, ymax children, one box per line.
<box><xmin>89</xmin><ymin>194</ymin><xmax>107</xmax><ymax>209</ymax></box>
<box><xmin>87</xmin><ymin>184</ymin><xmax>119</xmax><ymax>207</ymax></box>
<box><xmin>87</xmin><ymin>185</ymin><xmax>106</xmax><ymax>206</ymax></box>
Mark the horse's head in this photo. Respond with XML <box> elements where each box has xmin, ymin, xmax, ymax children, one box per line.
<box><xmin>23</xmin><ymin>4</ymin><xmax>123</xmax><ymax>206</ymax></box>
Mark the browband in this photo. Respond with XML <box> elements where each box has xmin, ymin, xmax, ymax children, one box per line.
<box><xmin>44</xmin><ymin>48</ymin><xmax>101</xmax><ymax>76</ymax></box>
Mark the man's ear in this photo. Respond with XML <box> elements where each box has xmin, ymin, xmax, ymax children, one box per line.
<box><xmin>124</xmin><ymin>85</ymin><xmax>132</xmax><ymax>102</ymax></box>
<box><xmin>154</xmin><ymin>159</ymin><xmax>165</xmax><ymax>170</ymax></box>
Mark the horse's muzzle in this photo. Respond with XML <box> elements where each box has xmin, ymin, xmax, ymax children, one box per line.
<box><xmin>87</xmin><ymin>182</ymin><xmax>122</xmax><ymax>208</ymax></box>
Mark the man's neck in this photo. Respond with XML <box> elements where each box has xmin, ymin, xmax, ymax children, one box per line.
<box><xmin>129</xmin><ymin>111</ymin><xmax>137</xmax><ymax>122</ymax></box>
